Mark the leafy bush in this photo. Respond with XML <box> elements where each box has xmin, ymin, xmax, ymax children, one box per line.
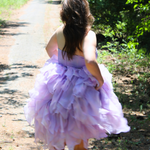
<box><xmin>88</xmin><ymin>0</ymin><xmax>150</xmax><ymax>54</ymax></box>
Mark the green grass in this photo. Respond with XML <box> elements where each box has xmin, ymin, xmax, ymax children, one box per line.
<box><xmin>0</xmin><ymin>0</ymin><xmax>29</xmax><ymax>20</ymax></box>
<box><xmin>0</xmin><ymin>0</ymin><xmax>29</xmax><ymax>9</ymax></box>
<box><xmin>97</xmin><ymin>46</ymin><xmax>150</xmax><ymax>76</ymax></box>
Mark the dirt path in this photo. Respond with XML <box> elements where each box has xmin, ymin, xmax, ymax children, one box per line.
<box><xmin>0</xmin><ymin>0</ymin><xmax>62</xmax><ymax>149</ymax></box>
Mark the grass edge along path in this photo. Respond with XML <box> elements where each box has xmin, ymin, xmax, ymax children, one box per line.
<box><xmin>0</xmin><ymin>0</ymin><xmax>30</xmax><ymax>27</ymax></box>
<box><xmin>0</xmin><ymin>0</ymin><xmax>29</xmax><ymax>10</ymax></box>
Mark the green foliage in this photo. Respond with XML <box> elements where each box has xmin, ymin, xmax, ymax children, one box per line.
<box><xmin>0</xmin><ymin>0</ymin><xmax>29</xmax><ymax>9</ymax></box>
<box><xmin>97</xmin><ymin>42</ymin><xmax>150</xmax><ymax>77</ymax></box>
<box><xmin>126</xmin><ymin>0</ymin><xmax>150</xmax><ymax>53</ymax></box>
<box><xmin>88</xmin><ymin>0</ymin><xmax>150</xmax><ymax>54</ymax></box>
<box><xmin>88</xmin><ymin>0</ymin><xmax>129</xmax><ymax>27</ymax></box>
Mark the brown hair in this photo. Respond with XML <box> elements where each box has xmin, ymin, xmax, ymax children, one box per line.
<box><xmin>60</xmin><ymin>0</ymin><xmax>94</xmax><ymax>60</ymax></box>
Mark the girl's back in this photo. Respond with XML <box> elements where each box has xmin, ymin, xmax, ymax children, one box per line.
<box><xmin>56</xmin><ymin>25</ymin><xmax>97</xmax><ymax>68</ymax></box>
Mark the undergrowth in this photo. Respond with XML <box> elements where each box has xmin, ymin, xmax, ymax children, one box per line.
<box><xmin>94</xmin><ymin>41</ymin><xmax>150</xmax><ymax>149</ymax></box>
<box><xmin>97</xmin><ymin>45</ymin><xmax>150</xmax><ymax>109</ymax></box>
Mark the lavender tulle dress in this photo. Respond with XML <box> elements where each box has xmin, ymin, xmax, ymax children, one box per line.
<box><xmin>24</xmin><ymin>48</ymin><xmax>130</xmax><ymax>150</ymax></box>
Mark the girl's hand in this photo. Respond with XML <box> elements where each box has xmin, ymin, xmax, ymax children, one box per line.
<box><xmin>95</xmin><ymin>80</ymin><xmax>103</xmax><ymax>90</ymax></box>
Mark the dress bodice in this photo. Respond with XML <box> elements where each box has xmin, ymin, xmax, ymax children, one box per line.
<box><xmin>58</xmin><ymin>48</ymin><xmax>97</xmax><ymax>68</ymax></box>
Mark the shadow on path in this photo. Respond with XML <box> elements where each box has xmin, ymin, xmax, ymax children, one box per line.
<box><xmin>0</xmin><ymin>21</ymin><xmax>29</xmax><ymax>36</ymax></box>
<box><xmin>0</xmin><ymin>63</ymin><xmax>39</xmax><ymax>84</ymax></box>
<box><xmin>0</xmin><ymin>63</ymin><xmax>10</xmax><ymax>73</ymax></box>
<box><xmin>46</xmin><ymin>0</ymin><xmax>61</xmax><ymax>5</ymax></box>
<box><xmin>0</xmin><ymin>21</ymin><xmax>29</xmax><ymax>29</ymax></box>
<box><xmin>0</xmin><ymin>63</ymin><xmax>40</xmax><ymax>110</ymax></box>
<box><xmin>0</xmin><ymin>19</ymin><xmax>6</xmax><ymax>28</ymax></box>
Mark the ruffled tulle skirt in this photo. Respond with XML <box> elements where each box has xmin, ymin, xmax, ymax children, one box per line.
<box><xmin>24</xmin><ymin>55</ymin><xmax>130</xmax><ymax>150</ymax></box>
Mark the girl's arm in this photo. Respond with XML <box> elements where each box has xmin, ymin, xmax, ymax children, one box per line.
<box><xmin>46</xmin><ymin>31</ymin><xmax>58</xmax><ymax>57</ymax></box>
<box><xmin>82</xmin><ymin>31</ymin><xmax>104</xmax><ymax>90</ymax></box>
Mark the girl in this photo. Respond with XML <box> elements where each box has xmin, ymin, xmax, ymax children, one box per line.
<box><xmin>24</xmin><ymin>0</ymin><xmax>130</xmax><ymax>149</ymax></box>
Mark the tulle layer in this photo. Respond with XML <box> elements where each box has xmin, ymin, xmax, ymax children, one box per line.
<box><xmin>24</xmin><ymin>55</ymin><xmax>130</xmax><ymax>150</ymax></box>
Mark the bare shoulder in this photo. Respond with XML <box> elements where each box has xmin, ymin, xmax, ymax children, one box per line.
<box><xmin>83</xmin><ymin>30</ymin><xmax>97</xmax><ymax>46</ymax></box>
<box><xmin>82</xmin><ymin>30</ymin><xmax>97</xmax><ymax>61</ymax></box>
<box><xmin>55</xmin><ymin>24</ymin><xmax>65</xmax><ymax>49</ymax></box>
<box><xmin>87</xmin><ymin>30</ymin><xmax>96</xmax><ymax>38</ymax></box>
<box><xmin>56</xmin><ymin>24</ymin><xmax>64</xmax><ymax>34</ymax></box>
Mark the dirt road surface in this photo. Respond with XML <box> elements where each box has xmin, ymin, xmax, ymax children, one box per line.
<box><xmin>0</xmin><ymin>0</ymin><xmax>62</xmax><ymax>149</ymax></box>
